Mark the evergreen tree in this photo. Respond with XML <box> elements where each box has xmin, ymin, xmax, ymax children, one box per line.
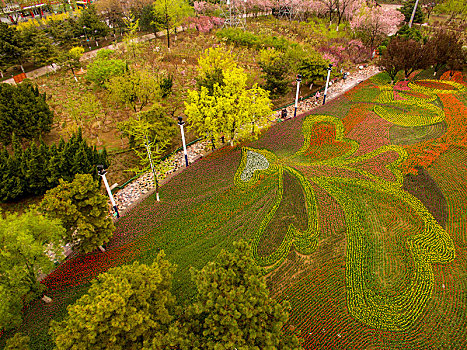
<box><xmin>39</xmin><ymin>174</ymin><xmax>115</xmax><ymax>254</ymax></box>
<box><xmin>0</xmin><ymin>135</ymin><xmax>26</xmax><ymax>201</ymax></box>
<box><xmin>50</xmin><ymin>253</ymin><xmax>176</xmax><ymax>349</ymax></box>
<box><xmin>398</xmin><ymin>0</ymin><xmax>425</xmax><ymax>24</ymax></box>
<box><xmin>0</xmin><ymin>82</ymin><xmax>53</xmax><ymax>145</ymax></box>
<box><xmin>172</xmin><ymin>241</ymin><xmax>301</xmax><ymax>349</ymax></box>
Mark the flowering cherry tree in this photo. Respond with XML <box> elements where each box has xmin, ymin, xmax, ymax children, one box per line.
<box><xmin>350</xmin><ymin>4</ymin><xmax>405</xmax><ymax>57</ymax></box>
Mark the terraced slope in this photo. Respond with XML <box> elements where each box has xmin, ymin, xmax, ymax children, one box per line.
<box><xmin>16</xmin><ymin>71</ymin><xmax>467</xmax><ymax>349</ymax></box>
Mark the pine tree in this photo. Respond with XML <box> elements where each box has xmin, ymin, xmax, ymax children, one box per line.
<box><xmin>172</xmin><ymin>241</ymin><xmax>301</xmax><ymax>349</ymax></box>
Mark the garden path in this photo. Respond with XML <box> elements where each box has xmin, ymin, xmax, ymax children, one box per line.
<box><xmin>113</xmin><ymin>65</ymin><xmax>382</xmax><ymax>216</ymax></box>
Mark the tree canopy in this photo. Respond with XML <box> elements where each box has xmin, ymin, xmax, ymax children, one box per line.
<box><xmin>173</xmin><ymin>240</ymin><xmax>301</xmax><ymax>349</ymax></box>
<box><xmin>0</xmin><ymin>81</ymin><xmax>53</xmax><ymax>145</ymax></box>
<box><xmin>152</xmin><ymin>0</ymin><xmax>193</xmax><ymax>48</ymax></box>
<box><xmin>39</xmin><ymin>173</ymin><xmax>115</xmax><ymax>254</ymax></box>
<box><xmin>50</xmin><ymin>252</ymin><xmax>176</xmax><ymax>350</ymax></box>
<box><xmin>0</xmin><ymin>210</ymin><xmax>65</xmax><ymax>330</ymax></box>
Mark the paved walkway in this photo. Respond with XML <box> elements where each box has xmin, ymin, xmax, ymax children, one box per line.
<box><xmin>112</xmin><ymin>65</ymin><xmax>381</xmax><ymax>217</ymax></box>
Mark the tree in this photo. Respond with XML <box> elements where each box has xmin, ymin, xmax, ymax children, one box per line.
<box><xmin>0</xmin><ymin>81</ymin><xmax>54</xmax><ymax>145</ymax></box>
<box><xmin>435</xmin><ymin>0</ymin><xmax>467</xmax><ymax>22</ymax></box>
<box><xmin>185</xmin><ymin>66</ymin><xmax>272</xmax><ymax>147</ymax></box>
<box><xmin>195</xmin><ymin>46</ymin><xmax>238</xmax><ymax>95</ymax></box>
<box><xmin>0</xmin><ymin>210</ymin><xmax>65</xmax><ymax>330</ymax></box>
<box><xmin>77</xmin><ymin>4</ymin><xmax>109</xmax><ymax>41</ymax></box>
<box><xmin>117</xmin><ymin>105</ymin><xmax>176</xmax><ymax>201</ymax></box>
<box><xmin>0</xmin><ymin>22</ymin><xmax>25</xmax><ymax>71</ymax></box>
<box><xmin>350</xmin><ymin>4</ymin><xmax>405</xmax><ymax>57</ymax></box>
<box><xmin>94</xmin><ymin>0</ymin><xmax>125</xmax><ymax>33</ymax></box>
<box><xmin>85</xmin><ymin>49</ymin><xmax>127</xmax><ymax>86</ymax></box>
<box><xmin>378</xmin><ymin>36</ymin><xmax>428</xmax><ymax>83</ymax></box>
<box><xmin>172</xmin><ymin>241</ymin><xmax>301</xmax><ymax>349</ymax></box>
<box><xmin>59</xmin><ymin>46</ymin><xmax>84</xmax><ymax>82</ymax></box>
<box><xmin>152</xmin><ymin>0</ymin><xmax>193</xmax><ymax>48</ymax></box>
<box><xmin>19</xmin><ymin>26</ymin><xmax>58</xmax><ymax>67</ymax></box>
<box><xmin>424</xmin><ymin>29</ymin><xmax>465</xmax><ymax>76</ymax></box>
<box><xmin>50</xmin><ymin>253</ymin><xmax>176</xmax><ymax>350</ymax></box>
<box><xmin>107</xmin><ymin>69</ymin><xmax>161</xmax><ymax>112</ymax></box>
<box><xmin>297</xmin><ymin>50</ymin><xmax>330</xmax><ymax>85</ymax></box>
<box><xmin>398</xmin><ymin>0</ymin><xmax>425</xmax><ymax>24</ymax></box>
<box><xmin>39</xmin><ymin>174</ymin><xmax>115</xmax><ymax>254</ymax></box>
<box><xmin>258</xmin><ymin>48</ymin><xmax>291</xmax><ymax>97</ymax></box>
<box><xmin>4</xmin><ymin>333</ymin><xmax>30</xmax><ymax>350</ymax></box>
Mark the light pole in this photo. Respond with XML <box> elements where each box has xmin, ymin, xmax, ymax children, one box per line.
<box><xmin>178</xmin><ymin>116</ymin><xmax>189</xmax><ymax>167</ymax></box>
<box><xmin>294</xmin><ymin>74</ymin><xmax>302</xmax><ymax>118</ymax></box>
<box><xmin>323</xmin><ymin>64</ymin><xmax>333</xmax><ymax>105</ymax></box>
<box><xmin>408</xmin><ymin>0</ymin><xmax>420</xmax><ymax>28</ymax></box>
<box><xmin>97</xmin><ymin>165</ymin><xmax>120</xmax><ymax>218</ymax></box>
<box><xmin>144</xmin><ymin>136</ymin><xmax>160</xmax><ymax>202</ymax></box>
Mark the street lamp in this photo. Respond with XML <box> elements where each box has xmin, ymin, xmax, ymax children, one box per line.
<box><xmin>323</xmin><ymin>64</ymin><xmax>333</xmax><ymax>105</ymax></box>
<box><xmin>294</xmin><ymin>74</ymin><xmax>302</xmax><ymax>118</ymax></box>
<box><xmin>178</xmin><ymin>116</ymin><xmax>189</xmax><ymax>167</ymax></box>
<box><xmin>97</xmin><ymin>165</ymin><xmax>120</xmax><ymax>218</ymax></box>
<box><xmin>144</xmin><ymin>136</ymin><xmax>160</xmax><ymax>202</ymax></box>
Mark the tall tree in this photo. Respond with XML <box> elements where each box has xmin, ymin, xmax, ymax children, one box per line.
<box><xmin>0</xmin><ymin>82</ymin><xmax>54</xmax><ymax>145</ymax></box>
<box><xmin>297</xmin><ymin>50</ymin><xmax>330</xmax><ymax>85</ymax></box>
<box><xmin>258</xmin><ymin>47</ymin><xmax>291</xmax><ymax>97</ymax></box>
<box><xmin>172</xmin><ymin>241</ymin><xmax>301</xmax><ymax>349</ymax></box>
<box><xmin>50</xmin><ymin>253</ymin><xmax>176</xmax><ymax>350</ymax></box>
<box><xmin>107</xmin><ymin>69</ymin><xmax>161</xmax><ymax>112</ymax></box>
<box><xmin>424</xmin><ymin>29</ymin><xmax>465</xmax><ymax>76</ymax></box>
<box><xmin>58</xmin><ymin>46</ymin><xmax>84</xmax><ymax>82</ymax></box>
<box><xmin>39</xmin><ymin>173</ymin><xmax>115</xmax><ymax>254</ymax></box>
<box><xmin>0</xmin><ymin>22</ymin><xmax>25</xmax><ymax>72</ymax></box>
<box><xmin>152</xmin><ymin>0</ymin><xmax>193</xmax><ymax>48</ymax></box>
<box><xmin>0</xmin><ymin>210</ymin><xmax>65</xmax><ymax>330</ymax></box>
<box><xmin>350</xmin><ymin>4</ymin><xmax>405</xmax><ymax>57</ymax></box>
<box><xmin>398</xmin><ymin>0</ymin><xmax>425</xmax><ymax>24</ymax></box>
<box><xmin>185</xmin><ymin>66</ymin><xmax>272</xmax><ymax>146</ymax></box>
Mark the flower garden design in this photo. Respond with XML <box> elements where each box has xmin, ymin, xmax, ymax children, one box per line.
<box><xmin>15</xmin><ymin>71</ymin><xmax>467</xmax><ymax>349</ymax></box>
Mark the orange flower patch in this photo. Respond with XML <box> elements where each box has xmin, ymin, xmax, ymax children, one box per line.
<box><xmin>400</xmin><ymin>94</ymin><xmax>467</xmax><ymax>174</ymax></box>
<box><xmin>342</xmin><ymin>103</ymin><xmax>368</xmax><ymax>135</ymax></box>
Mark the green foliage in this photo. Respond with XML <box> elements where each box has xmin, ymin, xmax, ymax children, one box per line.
<box><xmin>77</xmin><ymin>4</ymin><xmax>109</xmax><ymax>39</ymax></box>
<box><xmin>4</xmin><ymin>333</ymin><xmax>30</xmax><ymax>350</ymax></box>
<box><xmin>58</xmin><ymin>46</ymin><xmax>84</xmax><ymax>79</ymax></box>
<box><xmin>85</xmin><ymin>49</ymin><xmax>127</xmax><ymax>86</ymax></box>
<box><xmin>195</xmin><ymin>46</ymin><xmax>236</xmax><ymax>94</ymax></box>
<box><xmin>396</xmin><ymin>24</ymin><xmax>424</xmax><ymax>42</ymax></box>
<box><xmin>185</xmin><ymin>61</ymin><xmax>272</xmax><ymax>146</ymax></box>
<box><xmin>107</xmin><ymin>69</ymin><xmax>161</xmax><ymax>112</ymax></box>
<box><xmin>160</xmin><ymin>73</ymin><xmax>173</xmax><ymax>98</ymax></box>
<box><xmin>0</xmin><ymin>81</ymin><xmax>53</xmax><ymax>145</ymax></box>
<box><xmin>152</xmin><ymin>0</ymin><xmax>193</xmax><ymax>48</ymax></box>
<box><xmin>19</xmin><ymin>26</ymin><xmax>58</xmax><ymax>67</ymax></box>
<box><xmin>258</xmin><ymin>48</ymin><xmax>291</xmax><ymax>97</ymax></box>
<box><xmin>0</xmin><ymin>210</ymin><xmax>65</xmax><ymax>330</ymax></box>
<box><xmin>297</xmin><ymin>51</ymin><xmax>330</xmax><ymax>85</ymax></box>
<box><xmin>0</xmin><ymin>22</ymin><xmax>24</xmax><ymax>68</ymax></box>
<box><xmin>174</xmin><ymin>241</ymin><xmax>301</xmax><ymax>349</ymax></box>
<box><xmin>39</xmin><ymin>173</ymin><xmax>115</xmax><ymax>254</ymax></box>
<box><xmin>0</xmin><ymin>129</ymin><xmax>108</xmax><ymax>202</ymax></box>
<box><xmin>50</xmin><ymin>253</ymin><xmax>176</xmax><ymax>350</ymax></box>
<box><xmin>399</xmin><ymin>0</ymin><xmax>425</xmax><ymax>23</ymax></box>
<box><xmin>216</xmin><ymin>27</ymin><xmax>290</xmax><ymax>51</ymax></box>
<box><xmin>118</xmin><ymin>104</ymin><xmax>176</xmax><ymax>150</ymax></box>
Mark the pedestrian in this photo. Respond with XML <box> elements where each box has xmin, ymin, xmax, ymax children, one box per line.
<box><xmin>315</xmin><ymin>91</ymin><xmax>321</xmax><ymax>101</ymax></box>
<box><xmin>281</xmin><ymin>108</ymin><xmax>288</xmax><ymax>120</ymax></box>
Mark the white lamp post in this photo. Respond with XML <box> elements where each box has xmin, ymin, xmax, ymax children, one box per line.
<box><xmin>323</xmin><ymin>64</ymin><xmax>333</xmax><ymax>105</ymax></box>
<box><xmin>294</xmin><ymin>74</ymin><xmax>302</xmax><ymax>117</ymax></box>
<box><xmin>144</xmin><ymin>137</ymin><xmax>160</xmax><ymax>201</ymax></box>
<box><xmin>97</xmin><ymin>165</ymin><xmax>120</xmax><ymax>218</ymax></box>
<box><xmin>178</xmin><ymin>116</ymin><xmax>189</xmax><ymax>167</ymax></box>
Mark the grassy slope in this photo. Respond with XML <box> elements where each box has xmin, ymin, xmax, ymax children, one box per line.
<box><xmin>14</xmin><ymin>72</ymin><xmax>467</xmax><ymax>349</ymax></box>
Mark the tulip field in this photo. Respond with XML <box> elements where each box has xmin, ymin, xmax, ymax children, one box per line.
<box><xmin>17</xmin><ymin>70</ymin><xmax>467</xmax><ymax>349</ymax></box>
